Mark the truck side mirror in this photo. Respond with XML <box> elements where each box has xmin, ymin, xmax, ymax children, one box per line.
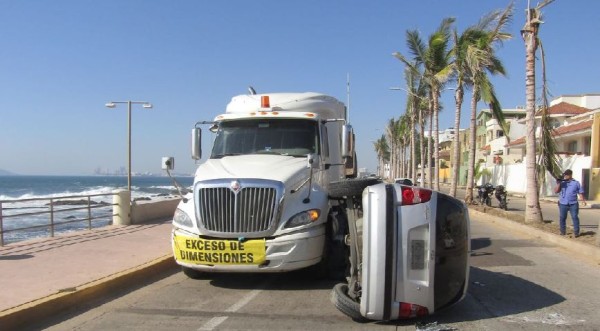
<box><xmin>341</xmin><ymin>124</ymin><xmax>354</xmax><ymax>158</ymax></box>
<box><xmin>162</xmin><ymin>157</ymin><xmax>175</xmax><ymax>170</ymax></box>
<box><xmin>191</xmin><ymin>128</ymin><xmax>202</xmax><ymax>160</ymax></box>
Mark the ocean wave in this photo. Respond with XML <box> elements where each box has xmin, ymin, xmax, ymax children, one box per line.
<box><xmin>0</xmin><ymin>186</ymin><xmax>120</xmax><ymax>201</ymax></box>
<box><xmin>0</xmin><ymin>185</ymin><xmax>183</xmax><ymax>202</ymax></box>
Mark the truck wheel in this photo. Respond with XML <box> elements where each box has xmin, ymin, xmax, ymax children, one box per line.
<box><xmin>303</xmin><ymin>209</ymin><xmax>349</xmax><ymax>280</ymax></box>
<box><xmin>329</xmin><ymin>178</ymin><xmax>381</xmax><ymax>199</ymax></box>
<box><xmin>331</xmin><ymin>283</ymin><xmax>367</xmax><ymax>322</ymax></box>
<box><xmin>325</xmin><ymin>209</ymin><xmax>349</xmax><ymax>280</ymax></box>
<box><xmin>182</xmin><ymin>266</ymin><xmax>205</xmax><ymax>279</ymax></box>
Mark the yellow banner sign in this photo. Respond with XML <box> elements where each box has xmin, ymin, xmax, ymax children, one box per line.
<box><xmin>173</xmin><ymin>235</ymin><xmax>266</xmax><ymax>265</ymax></box>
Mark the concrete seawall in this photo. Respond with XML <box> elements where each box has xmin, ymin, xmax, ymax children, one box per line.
<box><xmin>131</xmin><ymin>197</ymin><xmax>180</xmax><ymax>224</ymax></box>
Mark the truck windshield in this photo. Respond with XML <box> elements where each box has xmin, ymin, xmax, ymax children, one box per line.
<box><xmin>211</xmin><ymin>119</ymin><xmax>319</xmax><ymax>158</ymax></box>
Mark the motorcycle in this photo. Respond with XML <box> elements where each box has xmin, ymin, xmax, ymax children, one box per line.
<box><xmin>476</xmin><ymin>183</ymin><xmax>495</xmax><ymax>207</ymax></box>
<box><xmin>495</xmin><ymin>185</ymin><xmax>508</xmax><ymax>210</ymax></box>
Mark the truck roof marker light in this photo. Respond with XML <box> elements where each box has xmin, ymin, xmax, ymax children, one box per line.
<box><xmin>272</xmin><ymin>111</ymin><xmax>279</xmax><ymax>115</ymax></box>
<box><xmin>305</xmin><ymin>113</ymin><xmax>315</xmax><ymax>117</ymax></box>
<box><xmin>261</xmin><ymin>95</ymin><xmax>270</xmax><ymax>108</ymax></box>
<box><xmin>398</xmin><ymin>302</ymin><xmax>429</xmax><ymax>318</ymax></box>
<box><xmin>400</xmin><ymin>186</ymin><xmax>432</xmax><ymax>205</ymax></box>
<box><xmin>250</xmin><ymin>112</ymin><xmax>256</xmax><ymax>116</ymax></box>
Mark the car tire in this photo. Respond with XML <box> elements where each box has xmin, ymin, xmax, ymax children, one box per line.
<box><xmin>329</xmin><ymin>178</ymin><xmax>381</xmax><ymax>199</ymax></box>
<box><xmin>331</xmin><ymin>283</ymin><xmax>367</xmax><ymax>322</ymax></box>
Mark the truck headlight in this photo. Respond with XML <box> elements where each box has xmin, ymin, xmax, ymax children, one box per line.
<box><xmin>284</xmin><ymin>209</ymin><xmax>320</xmax><ymax>229</ymax></box>
<box><xmin>173</xmin><ymin>209</ymin><xmax>193</xmax><ymax>227</ymax></box>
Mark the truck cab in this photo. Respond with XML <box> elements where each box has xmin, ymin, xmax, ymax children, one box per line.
<box><xmin>171</xmin><ymin>92</ymin><xmax>354</xmax><ymax>277</ymax></box>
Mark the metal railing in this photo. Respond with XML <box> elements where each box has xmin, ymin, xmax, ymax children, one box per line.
<box><xmin>0</xmin><ymin>192</ymin><xmax>118</xmax><ymax>246</ymax></box>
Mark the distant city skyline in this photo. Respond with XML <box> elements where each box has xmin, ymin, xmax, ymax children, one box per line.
<box><xmin>1</xmin><ymin>1</ymin><xmax>599</xmax><ymax>175</ymax></box>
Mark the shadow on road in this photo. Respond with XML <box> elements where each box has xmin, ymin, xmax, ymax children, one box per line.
<box><xmin>417</xmin><ymin>267</ymin><xmax>565</xmax><ymax>325</ymax></box>
<box><xmin>207</xmin><ymin>271</ymin><xmax>338</xmax><ymax>291</ymax></box>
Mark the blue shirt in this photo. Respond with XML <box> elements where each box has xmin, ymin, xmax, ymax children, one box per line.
<box><xmin>558</xmin><ymin>179</ymin><xmax>584</xmax><ymax>205</ymax></box>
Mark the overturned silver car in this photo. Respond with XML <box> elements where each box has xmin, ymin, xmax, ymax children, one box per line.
<box><xmin>330</xmin><ymin>182</ymin><xmax>470</xmax><ymax>321</ymax></box>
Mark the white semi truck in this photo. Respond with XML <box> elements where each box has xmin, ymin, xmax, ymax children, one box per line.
<box><xmin>170</xmin><ymin>91</ymin><xmax>370</xmax><ymax>279</ymax></box>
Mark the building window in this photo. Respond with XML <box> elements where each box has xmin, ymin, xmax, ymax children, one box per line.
<box><xmin>567</xmin><ymin>140</ymin><xmax>578</xmax><ymax>153</ymax></box>
<box><xmin>496</xmin><ymin>130</ymin><xmax>504</xmax><ymax>138</ymax></box>
<box><xmin>584</xmin><ymin>137</ymin><xmax>591</xmax><ymax>155</ymax></box>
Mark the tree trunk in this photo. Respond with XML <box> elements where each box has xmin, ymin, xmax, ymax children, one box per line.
<box><xmin>420</xmin><ymin>111</ymin><xmax>426</xmax><ymax>187</ymax></box>
<box><xmin>465</xmin><ymin>85</ymin><xmax>478</xmax><ymax>204</ymax></box>
<box><xmin>450</xmin><ymin>86</ymin><xmax>464</xmax><ymax>197</ymax></box>
<box><xmin>524</xmin><ymin>12</ymin><xmax>544</xmax><ymax>223</ymax></box>
<box><xmin>411</xmin><ymin>111</ymin><xmax>417</xmax><ymax>184</ymax></box>
<box><xmin>428</xmin><ymin>99</ymin><xmax>434</xmax><ymax>189</ymax></box>
<box><xmin>433</xmin><ymin>87</ymin><xmax>441</xmax><ymax>192</ymax></box>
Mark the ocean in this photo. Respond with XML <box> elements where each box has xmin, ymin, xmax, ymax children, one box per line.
<box><xmin>0</xmin><ymin>175</ymin><xmax>193</xmax><ymax>244</ymax></box>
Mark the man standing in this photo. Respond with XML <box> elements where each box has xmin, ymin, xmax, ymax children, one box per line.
<box><xmin>554</xmin><ymin>169</ymin><xmax>587</xmax><ymax>237</ymax></box>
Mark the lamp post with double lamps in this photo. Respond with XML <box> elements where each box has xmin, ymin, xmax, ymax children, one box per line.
<box><xmin>105</xmin><ymin>101</ymin><xmax>153</xmax><ymax>191</ymax></box>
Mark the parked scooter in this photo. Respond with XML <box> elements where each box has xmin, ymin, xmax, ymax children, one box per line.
<box><xmin>476</xmin><ymin>183</ymin><xmax>495</xmax><ymax>206</ymax></box>
<box><xmin>495</xmin><ymin>185</ymin><xmax>508</xmax><ymax>210</ymax></box>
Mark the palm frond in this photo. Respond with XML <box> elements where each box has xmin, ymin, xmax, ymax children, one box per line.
<box><xmin>537</xmin><ymin>39</ymin><xmax>562</xmax><ymax>180</ymax></box>
<box><xmin>478</xmin><ymin>74</ymin><xmax>509</xmax><ymax>135</ymax></box>
<box><xmin>490</xmin><ymin>2</ymin><xmax>514</xmax><ymax>44</ymax></box>
<box><xmin>405</xmin><ymin>29</ymin><xmax>427</xmax><ymax>63</ymax></box>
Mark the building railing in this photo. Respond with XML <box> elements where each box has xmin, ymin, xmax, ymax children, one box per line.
<box><xmin>0</xmin><ymin>192</ymin><xmax>118</xmax><ymax>246</ymax></box>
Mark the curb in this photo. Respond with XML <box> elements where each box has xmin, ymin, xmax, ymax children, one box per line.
<box><xmin>0</xmin><ymin>254</ymin><xmax>177</xmax><ymax>330</ymax></box>
<box><xmin>469</xmin><ymin>208</ymin><xmax>600</xmax><ymax>264</ymax></box>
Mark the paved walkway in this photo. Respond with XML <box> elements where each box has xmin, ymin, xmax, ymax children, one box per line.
<box><xmin>0</xmin><ymin>219</ymin><xmax>174</xmax><ymax>314</ymax></box>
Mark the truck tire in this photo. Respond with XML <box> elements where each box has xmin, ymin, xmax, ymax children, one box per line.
<box><xmin>182</xmin><ymin>266</ymin><xmax>205</xmax><ymax>280</ymax></box>
<box><xmin>329</xmin><ymin>178</ymin><xmax>381</xmax><ymax>199</ymax></box>
<box><xmin>303</xmin><ymin>208</ymin><xmax>350</xmax><ymax>280</ymax></box>
<box><xmin>326</xmin><ymin>209</ymin><xmax>349</xmax><ymax>280</ymax></box>
<box><xmin>331</xmin><ymin>283</ymin><xmax>366</xmax><ymax>322</ymax></box>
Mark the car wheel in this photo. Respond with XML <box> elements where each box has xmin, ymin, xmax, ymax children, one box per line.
<box><xmin>329</xmin><ymin>178</ymin><xmax>382</xmax><ymax>199</ymax></box>
<box><xmin>331</xmin><ymin>283</ymin><xmax>367</xmax><ymax>322</ymax></box>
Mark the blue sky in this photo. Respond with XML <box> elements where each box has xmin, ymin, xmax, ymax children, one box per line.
<box><xmin>1</xmin><ymin>0</ymin><xmax>598</xmax><ymax>175</ymax></box>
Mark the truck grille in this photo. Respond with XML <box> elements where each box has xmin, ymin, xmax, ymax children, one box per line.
<box><xmin>197</xmin><ymin>184</ymin><xmax>280</xmax><ymax>234</ymax></box>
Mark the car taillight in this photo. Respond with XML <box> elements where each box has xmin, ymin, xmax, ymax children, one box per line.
<box><xmin>398</xmin><ymin>302</ymin><xmax>429</xmax><ymax>318</ymax></box>
<box><xmin>400</xmin><ymin>186</ymin><xmax>432</xmax><ymax>205</ymax></box>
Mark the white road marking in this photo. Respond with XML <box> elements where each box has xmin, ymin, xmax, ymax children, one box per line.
<box><xmin>197</xmin><ymin>284</ymin><xmax>266</xmax><ymax>330</ymax></box>
<box><xmin>225</xmin><ymin>288</ymin><xmax>262</xmax><ymax>312</ymax></box>
<box><xmin>198</xmin><ymin>316</ymin><xmax>228</xmax><ymax>331</ymax></box>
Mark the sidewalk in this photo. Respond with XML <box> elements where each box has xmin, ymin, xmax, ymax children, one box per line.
<box><xmin>0</xmin><ymin>219</ymin><xmax>176</xmax><ymax>329</ymax></box>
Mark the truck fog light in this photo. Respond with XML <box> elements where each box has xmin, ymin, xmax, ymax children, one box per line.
<box><xmin>173</xmin><ymin>209</ymin><xmax>193</xmax><ymax>227</ymax></box>
<box><xmin>284</xmin><ymin>209</ymin><xmax>320</xmax><ymax>229</ymax></box>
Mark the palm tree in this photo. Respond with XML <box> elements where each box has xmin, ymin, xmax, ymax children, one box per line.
<box><xmin>373</xmin><ymin>135</ymin><xmax>389</xmax><ymax>178</ymax></box>
<box><xmin>464</xmin><ymin>4</ymin><xmax>514</xmax><ymax>204</ymax></box>
<box><xmin>522</xmin><ymin>0</ymin><xmax>555</xmax><ymax>223</ymax></box>
<box><xmin>427</xmin><ymin>18</ymin><xmax>455</xmax><ymax>192</ymax></box>
<box><xmin>403</xmin><ymin>65</ymin><xmax>427</xmax><ymax>184</ymax></box>
<box><xmin>385</xmin><ymin>118</ymin><xmax>400</xmax><ymax>179</ymax></box>
<box><xmin>394</xmin><ymin>18</ymin><xmax>455</xmax><ymax>191</ymax></box>
<box><xmin>397</xmin><ymin>113</ymin><xmax>411</xmax><ymax>178</ymax></box>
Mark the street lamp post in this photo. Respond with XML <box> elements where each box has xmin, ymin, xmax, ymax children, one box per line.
<box><xmin>105</xmin><ymin>101</ymin><xmax>153</xmax><ymax>191</ymax></box>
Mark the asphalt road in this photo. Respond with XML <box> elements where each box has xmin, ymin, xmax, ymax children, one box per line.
<box><xmin>39</xmin><ymin>212</ymin><xmax>600</xmax><ymax>331</ymax></box>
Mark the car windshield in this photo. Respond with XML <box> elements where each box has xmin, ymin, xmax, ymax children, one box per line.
<box><xmin>211</xmin><ymin>119</ymin><xmax>319</xmax><ymax>158</ymax></box>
